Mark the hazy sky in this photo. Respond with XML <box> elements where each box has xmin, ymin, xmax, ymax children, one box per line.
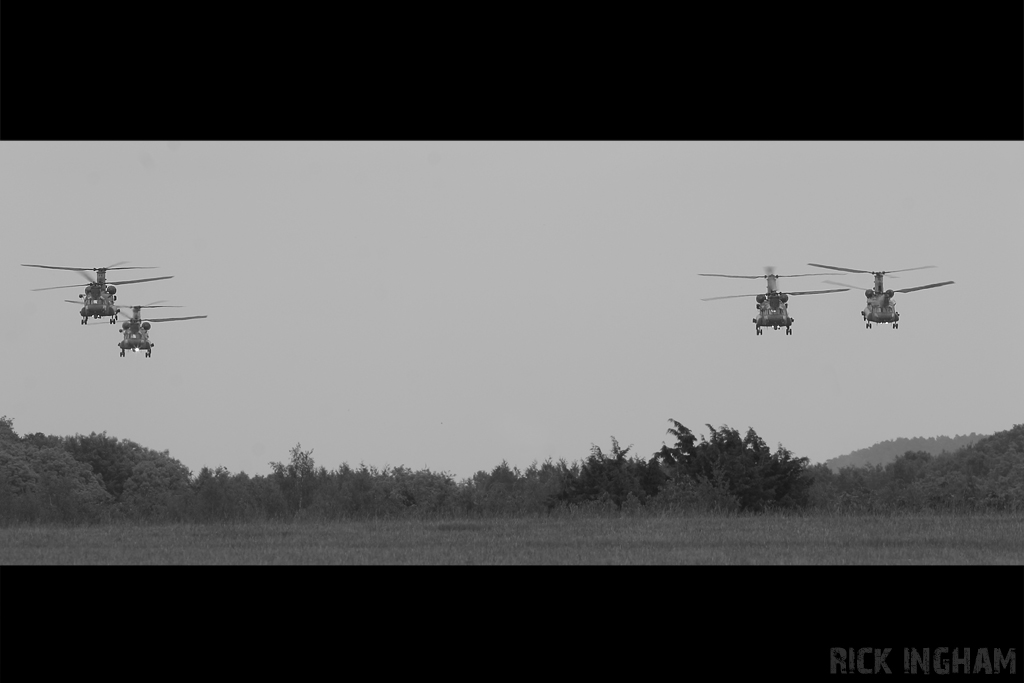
<box><xmin>1</xmin><ymin>142</ymin><xmax>1020</xmax><ymax>479</ymax></box>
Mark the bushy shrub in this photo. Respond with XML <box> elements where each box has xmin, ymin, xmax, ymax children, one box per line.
<box><xmin>647</xmin><ymin>468</ymin><xmax>740</xmax><ymax>514</ymax></box>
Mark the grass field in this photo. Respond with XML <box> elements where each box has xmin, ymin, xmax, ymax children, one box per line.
<box><xmin>2</xmin><ymin>512</ymin><xmax>1024</xmax><ymax>564</ymax></box>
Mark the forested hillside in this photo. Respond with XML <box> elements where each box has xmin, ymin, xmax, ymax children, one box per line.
<box><xmin>2</xmin><ymin>415</ymin><xmax>1022</xmax><ymax>523</ymax></box>
<box><xmin>824</xmin><ymin>433</ymin><xmax>984</xmax><ymax>471</ymax></box>
<box><xmin>808</xmin><ymin>425</ymin><xmax>1024</xmax><ymax>511</ymax></box>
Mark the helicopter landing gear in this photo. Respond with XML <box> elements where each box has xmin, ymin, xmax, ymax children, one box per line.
<box><xmin>786</xmin><ymin>327</ymin><xmax>792</xmax><ymax>335</ymax></box>
<box><xmin>894</xmin><ymin>323</ymin><xmax>898</xmax><ymax>329</ymax></box>
<box><xmin>755</xmin><ymin>327</ymin><xmax>762</xmax><ymax>336</ymax></box>
<box><xmin>145</xmin><ymin>351</ymin><xmax>151</xmax><ymax>358</ymax></box>
<box><xmin>866</xmin><ymin>322</ymin><xmax>872</xmax><ymax>329</ymax></box>
<box><xmin>119</xmin><ymin>349</ymin><xmax>125</xmax><ymax>357</ymax></box>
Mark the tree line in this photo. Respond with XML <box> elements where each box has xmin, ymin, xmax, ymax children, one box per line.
<box><xmin>823</xmin><ymin>433</ymin><xmax>984</xmax><ymax>471</ymax></box>
<box><xmin>1</xmin><ymin>415</ymin><xmax>1022</xmax><ymax>524</ymax></box>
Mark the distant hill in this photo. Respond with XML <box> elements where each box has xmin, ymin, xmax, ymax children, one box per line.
<box><xmin>825</xmin><ymin>433</ymin><xmax>986</xmax><ymax>472</ymax></box>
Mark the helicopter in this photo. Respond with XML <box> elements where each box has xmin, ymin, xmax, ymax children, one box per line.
<box><xmin>806</xmin><ymin>263</ymin><xmax>954</xmax><ymax>329</ymax></box>
<box><xmin>699</xmin><ymin>267</ymin><xmax>849</xmax><ymax>336</ymax></box>
<box><xmin>22</xmin><ymin>262</ymin><xmax>173</xmax><ymax>325</ymax></box>
<box><xmin>116</xmin><ymin>303</ymin><xmax>207</xmax><ymax>358</ymax></box>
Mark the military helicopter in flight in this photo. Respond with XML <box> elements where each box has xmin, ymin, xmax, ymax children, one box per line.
<box><xmin>806</xmin><ymin>263</ymin><xmax>954</xmax><ymax>329</ymax></box>
<box><xmin>116</xmin><ymin>303</ymin><xmax>207</xmax><ymax>357</ymax></box>
<box><xmin>699</xmin><ymin>267</ymin><xmax>849</xmax><ymax>335</ymax></box>
<box><xmin>22</xmin><ymin>262</ymin><xmax>173</xmax><ymax>325</ymax></box>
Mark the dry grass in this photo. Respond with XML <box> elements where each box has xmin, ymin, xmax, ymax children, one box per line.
<box><xmin>2</xmin><ymin>511</ymin><xmax>1023</xmax><ymax>564</ymax></box>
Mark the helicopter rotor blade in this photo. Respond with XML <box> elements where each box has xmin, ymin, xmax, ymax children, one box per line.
<box><xmin>776</xmin><ymin>272</ymin><xmax>843</xmax><ymax>278</ymax></box>
<box><xmin>23</xmin><ymin>264</ymin><xmax>98</xmax><ymax>286</ymax></box>
<box><xmin>102</xmin><ymin>262</ymin><xmax>161</xmax><ymax>270</ymax></box>
<box><xmin>32</xmin><ymin>283</ymin><xmax>98</xmax><ymax>291</ymax></box>
<box><xmin>700</xmin><ymin>293</ymin><xmax>763</xmax><ymax>301</ymax></box>
<box><xmin>22</xmin><ymin>263</ymin><xmax>98</xmax><ymax>273</ymax></box>
<box><xmin>118</xmin><ymin>300</ymin><xmax>173</xmax><ymax>307</ymax></box>
<box><xmin>145</xmin><ymin>315</ymin><xmax>208</xmax><ymax>323</ymax></box>
<box><xmin>806</xmin><ymin>262</ymin><xmax>872</xmax><ymax>274</ymax></box>
<box><xmin>822</xmin><ymin>279</ymin><xmax>868</xmax><ymax>290</ymax></box>
<box><xmin>700</xmin><ymin>271</ymin><xmax>837</xmax><ymax>279</ymax></box>
<box><xmin>808</xmin><ymin>262</ymin><xmax>938</xmax><ymax>276</ymax></box>
<box><xmin>893</xmin><ymin>281</ymin><xmax>954</xmax><ymax>294</ymax></box>
<box><xmin>883</xmin><ymin>266</ymin><xmax>936</xmax><ymax>274</ymax></box>
<box><xmin>117</xmin><ymin>304</ymin><xmax>183</xmax><ymax>310</ymax></box>
<box><xmin>23</xmin><ymin>262</ymin><xmax>158</xmax><ymax>278</ymax></box>
<box><xmin>106</xmin><ymin>275</ymin><xmax>174</xmax><ymax>286</ymax></box>
<box><xmin>785</xmin><ymin>288</ymin><xmax>850</xmax><ymax>296</ymax></box>
<box><xmin>29</xmin><ymin>273</ymin><xmax>171</xmax><ymax>291</ymax></box>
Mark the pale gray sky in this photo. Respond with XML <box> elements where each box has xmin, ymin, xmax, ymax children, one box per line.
<box><xmin>1</xmin><ymin>142</ymin><xmax>1020</xmax><ymax>479</ymax></box>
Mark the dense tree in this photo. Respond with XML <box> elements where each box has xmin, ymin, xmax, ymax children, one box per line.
<box><xmin>61</xmin><ymin>432</ymin><xmax>145</xmax><ymax>501</ymax></box>
<box><xmin>564</xmin><ymin>437</ymin><xmax>666</xmax><ymax>508</ymax></box>
<box><xmin>521</xmin><ymin>459</ymin><xmax>572</xmax><ymax>513</ymax></box>
<box><xmin>653</xmin><ymin>422</ymin><xmax>813</xmax><ymax>512</ymax></box>
<box><xmin>0</xmin><ymin>416</ymin><xmax>17</xmax><ymax>444</ymax></box>
<box><xmin>269</xmin><ymin>443</ymin><xmax>317</xmax><ymax>513</ymax></box>
<box><xmin>3</xmin><ymin>416</ymin><xmax>1022</xmax><ymax>523</ymax></box>
<box><xmin>809</xmin><ymin>425</ymin><xmax>1024</xmax><ymax>512</ymax></box>
<box><xmin>120</xmin><ymin>455</ymin><xmax>192</xmax><ymax>521</ymax></box>
<box><xmin>247</xmin><ymin>473</ymin><xmax>289</xmax><ymax>519</ymax></box>
<box><xmin>192</xmin><ymin>467</ymin><xmax>261</xmax><ymax>521</ymax></box>
<box><xmin>0</xmin><ymin>438</ymin><xmax>112</xmax><ymax>523</ymax></box>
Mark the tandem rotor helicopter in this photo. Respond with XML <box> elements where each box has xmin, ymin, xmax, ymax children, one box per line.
<box><xmin>699</xmin><ymin>267</ymin><xmax>849</xmax><ymax>335</ymax></box>
<box><xmin>115</xmin><ymin>303</ymin><xmax>207</xmax><ymax>358</ymax></box>
<box><xmin>22</xmin><ymin>262</ymin><xmax>173</xmax><ymax>325</ymax></box>
<box><xmin>806</xmin><ymin>263</ymin><xmax>954</xmax><ymax>329</ymax></box>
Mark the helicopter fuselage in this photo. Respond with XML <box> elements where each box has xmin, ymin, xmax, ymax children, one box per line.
<box><xmin>752</xmin><ymin>294</ymin><xmax>794</xmax><ymax>335</ymax></box>
<box><xmin>119</xmin><ymin>331</ymin><xmax>151</xmax><ymax>350</ymax></box>
<box><xmin>864</xmin><ymin>303</ymin><xmax>899</xmax><ymax>323</ymax></box>
<box><xmin>119</xmin><ymin>323</ymin><xmax>154</xmax><ymax>357</ymax></box>
<box><xmin>755</xmin><ymin>305</ymin><xmax>791</xmax><ymax>329</ymax></box>
<box><xmin>78</xmin><ymin>286</ymin><xmax>119</xmax><ymax>324</ymax></box>
<box><xmin>80</xmin><ymin>298</ymin><xmax>117</xmax><ymax>318</ymax></box>
<box><xmin>863</xmin><ymin>290</ymin><xmax>899</xmax><ymax>327</ymax></box>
